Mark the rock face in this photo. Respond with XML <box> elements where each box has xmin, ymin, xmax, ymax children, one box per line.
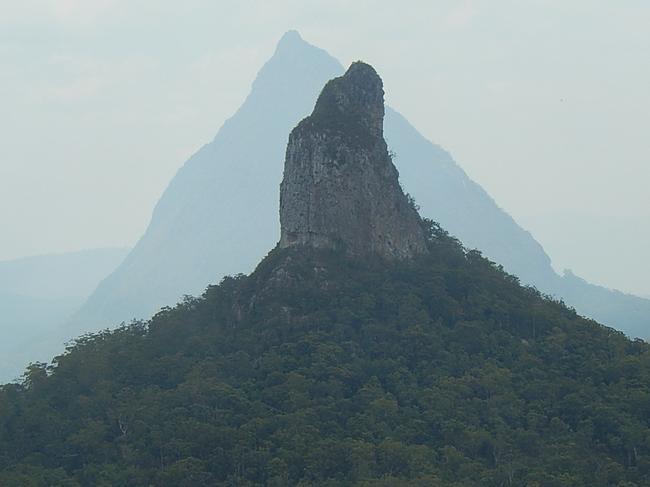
<box><xmin>279</xmin><ymin>62</ymin><xmax>428</xmax><ymax>259</ymax></box>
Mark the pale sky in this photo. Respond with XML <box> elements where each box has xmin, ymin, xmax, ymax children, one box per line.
<box><xmin>1</xmin><ymin>0</ymin><xmax>649</xmax><ymax>296</ymax></box>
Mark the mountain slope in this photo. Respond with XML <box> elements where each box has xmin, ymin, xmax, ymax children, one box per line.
<box><xmin>0</xmin><ymin>248</ymin><xmax>129</xmax><ymax>301</ymax></box>
<box><xmin>71</xmin><ymin>31</ymin><xmax>649</xmax><ymax>338</ymax></box>
<box><xmin>384</xmin><ymin>109</ymin><xmax>557</xmax><ymax>291</ymax></box>
<box><xmin>383</xmin><ymin>109</ymin><xmax>650</xmax><ymax>338</ymax></box>
<box><xmin>69</xmin><ymin>31</ymin><xmax>342</xmax><ymax>330</ymax></box>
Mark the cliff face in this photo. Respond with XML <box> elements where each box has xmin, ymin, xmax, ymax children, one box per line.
<box><xmin>279</xmin><ymin>62</ymin><xmax>428</xmax><ymax>259</ymax></box>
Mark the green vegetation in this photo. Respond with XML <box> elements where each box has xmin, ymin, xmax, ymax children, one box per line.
<box><xmin>1</xmin><ymin>221</ymin><xmax>650</xmax><ymax>486</ymax></box>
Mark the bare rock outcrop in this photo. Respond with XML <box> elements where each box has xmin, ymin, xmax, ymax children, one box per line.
<box><xmin>279</xmin><ymin>62</ymin><xmax>428</xmax><ymax>259</ymax></box>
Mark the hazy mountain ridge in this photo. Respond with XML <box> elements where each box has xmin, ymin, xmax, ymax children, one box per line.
<box><xmin>0</xmin><ymin>248</ymin><xmax>129</xmax><ymax>382</ymax></box>
<box><xmin>383</xmin><ymin>108</ymin><xmax>557</xmax><ymax>291</ymax></box>
<box><xmin>0</xmin><ymin>248</ymin><xmax>129</xmax><ymax>300</ymax></box>
<box><xmin>70</xmin><ymin>31</ymin><xmax>649</xmax><ymax>338</ymax></box>
<box><xmin>0</xmin><ymin>293</ymin><xmax>80</xmax><ymax>383</ymax></box>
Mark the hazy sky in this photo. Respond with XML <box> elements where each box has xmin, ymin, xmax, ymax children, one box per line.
<box><xmin>1</xmin><ymin>0</ymin><xmax>649</xmax><ymax>296</ymax></box>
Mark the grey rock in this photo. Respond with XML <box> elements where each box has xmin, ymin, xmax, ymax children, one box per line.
<box><xmin>279</xmin><ymin>62</ymin><xmax>428</xmax><ymax>259</ymax></box>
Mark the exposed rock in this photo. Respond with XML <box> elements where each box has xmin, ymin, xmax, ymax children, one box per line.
<box><xmin>279</xmin><ymin>62</ymin><xmax>428</xmax><ymax>259</ymax></box>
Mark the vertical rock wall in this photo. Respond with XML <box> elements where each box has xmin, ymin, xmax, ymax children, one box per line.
<box><xmin>279</xmin><ymin>62</ymin><xmax>428</xmax><ymax>259</ymax></box>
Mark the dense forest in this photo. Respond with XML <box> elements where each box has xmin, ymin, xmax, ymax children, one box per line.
<box><xmin>1</xmin><ymin>220</ymin><xmax>650</xmax><ymax>486</ymax></box>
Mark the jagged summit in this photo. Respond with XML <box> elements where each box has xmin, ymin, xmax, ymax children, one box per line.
<box><xmin>275</xmin><ymin>30</ymin><xmax>304</xmax><ymax>50</ymax></box>
<box><xmin>279</xmin><ymin>62</ymin><xmax>428</xmax><ymax>259</ymax></box>
<box><xmin>308</xmin><ymin>61</ymin><xmax>385</xmax><ymax>139</ymax></box>
<box><xmin>267</xmin><ymin>30</ymin><xmax>332</xmax><ymax>67</ymax></box>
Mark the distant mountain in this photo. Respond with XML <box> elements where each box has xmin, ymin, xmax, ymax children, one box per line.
<box><xmin>557</xmin><ymin>271</ymin><xmax>650</xmax><ymax>339</ymax></box>
<box><xmin>71</xmin><ymin>31</ymin><xmax>649</xmax><ymax>338</ymax></box>
<box><xmin>68</xmin><ymin>31</ymin><xmax>342</xmax><ymax>332</ymax></box>
<box><xmin>383</xmin><ymin>109</ymin><xmax>650</xmax><ymax>338</ymax></box>
<box><xmin>0</xmin><ymin>248</ymin><xmax>128</xmax><ymax>382</ymax></box>
<box><xmin>0</xmin><ymin>248</ymin><xmax>129</xmax><ymax>300</ymax></box>
<box><xmin>3</xmin><ymin>67</ymin><xmax>650</xmax><ymax>483</ymax></box>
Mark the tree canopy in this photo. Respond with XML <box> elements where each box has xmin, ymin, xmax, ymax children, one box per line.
<box><xmin>1</xmin><ymin>221</ymin><xmax>649</xmax><ymax>486</ymax></box>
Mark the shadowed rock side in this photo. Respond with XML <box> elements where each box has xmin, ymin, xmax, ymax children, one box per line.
<box><xmin>279</xmin><ymin>62</ymin><xmax>428</xmax><ymax>259</ymax></box>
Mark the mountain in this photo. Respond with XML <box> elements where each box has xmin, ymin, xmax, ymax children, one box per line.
<box><xmin>0</xmin><ymin>248</ymin><xmax>129</xmax><ymax>300</ymax></box>
<box><xmin>0</xmin><ymin>248</ymin><xmax>128</xmax><ymax>382</ymax></box>
<box><xmin>71</xmin><ymin>31</ymin><xmax>649</xmax><ymax>338</ymax></box>
<box><xmin>2</xmin><ymin>65</ymin><xmax>650</xmax><ymax>486</ymax></box>
<box><xmin>382</xmin><ymin>109</ymin><xmax>557</xmax><ymax>292</ymax></box>
<box><xmin>556</xmin><ymin>271</ymin><xmax>650</xmax><ymax>338</ymax></box>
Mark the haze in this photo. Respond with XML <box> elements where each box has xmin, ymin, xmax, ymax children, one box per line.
<box><xmin>1</xmin><ymin>0</ymin><xmax>649</xmax><ymax>297</ymax></box>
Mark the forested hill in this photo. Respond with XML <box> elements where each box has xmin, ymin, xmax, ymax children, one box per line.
<box><xmin>1</xmin><ymin>222</ymin><xmax>649</xmax><ymax>486</ymax></box>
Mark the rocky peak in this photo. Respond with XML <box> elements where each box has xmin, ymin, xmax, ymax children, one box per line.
<box><xmin>279</xmin><ymin>62</ymin><xmax>429</xmax><ymax>260</ymax></box>
<box><xmin>309</xmin><ymin>61</ymin><xmax>385</xmax><ymax>139</ymax></box>
<box><xmin>275</xmin><ymin>30</ymin><xmax>304</xmax><ymax>52</ymax></box>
